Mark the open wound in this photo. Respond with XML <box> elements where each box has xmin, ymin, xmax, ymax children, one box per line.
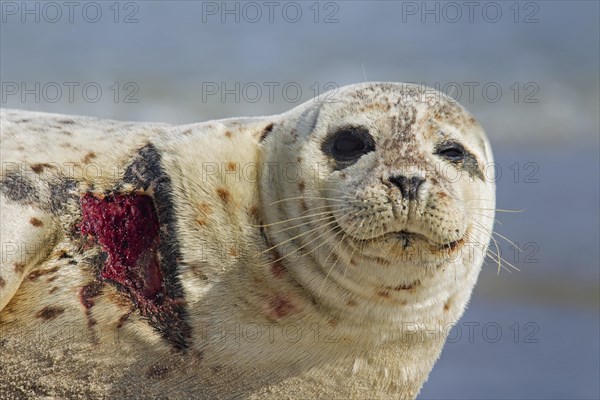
<box><xmin>80</xmin><ymin>192</ymin><xmax>191</xmax><ymax>349</ymax></box>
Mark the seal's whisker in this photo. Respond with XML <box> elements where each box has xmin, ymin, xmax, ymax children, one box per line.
<box><xmin>466</xmin><ymin>224</ymin><xmax>507</xmax><ymax>274</ymax></box>
<box><xmin>320</xmin><ymin>188</ymin><xmax>357</xmax><ymax>197</ymax></box>
<box><xmin>256</xmin><ymin>219</ymin><xmax>342</xmax><ymax>266</ymax></box>
<box><xmin>472</xmin><ymin>207</ymin><xmax>525</xmax><ymax>213</ymax></box>
<box><xmin>490</xmin><ymin>231</ymin><xmax>522</xmax><ymax>253</ymax></box>
<box><xmin>267</xmin><ymin>218</ymin><xmax>344</xmax><ymax>266</ymax></box>
<box><xmin>481</xmin><ymin>235</ymin><xmax>520</xmax><ymax>274</ymax></box>
<box><xmin>336</xmin><ymin>218</ymin><xmax>363</xmax><ymax>278</ymax></box>
<box><xmin>343</xmin><ymin>230</ymin><xmax>360</xmax><ymax>279</ymax></box>
<box><xmin>258</xmin><ymin>215</ymin><xmax>341</xmax><ymax>255</ymax></box>
<box><xmin>473</xmin><ymin>224</ymin><xmax>522</xmax><ymax>274</ymax></box>
<box><xmin>266</xmin><ymin>211</ymin><xmax>352</xmax><ymax>235</ymax></box>
<box><xmin>470</xmin><ymin>220</ymin><xmax>521</xmax><ymax>253</ymax></box>
<box><xmin>268</xmin><ymin>196</ymin><xmax>356</xmax><ymax>205</ymax></box>
<box><xmin>299</xmin><ymin>203</ymin><xmax>349</xmax><ymax>214</ymax></box>
<box><xmin>485</xmin><ymin>242</ymin><xmax>520</xmax><ymax>274</ymax></box>
<box><xmin>469</xmin><ymin>211</ymin><xmax>502</xmax><ymax>225</ymax></box>
<box><xmin>320</xmin><ymin>216</ymin><xmax>363</xmax><ymax>295</ymax></box>
<box><xmin>300</xmin><ymin>221</ymin><xmax>349</xmax><ymax>263</ymax></box>
<box><xmin>251</xmin><ymin>208</ymin><xmax>351</xmax><ymax>228</ymax></box>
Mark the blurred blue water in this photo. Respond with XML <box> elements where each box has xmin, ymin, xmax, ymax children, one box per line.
<box><xmin>420</xmin><ymin>297</ymin><xmax>600</xmax><ymax>399</ymax></box>
<box><xmin>1</xmin><ymin>1</ymin><xmax>598</xmax><ymax>398</ymax></box>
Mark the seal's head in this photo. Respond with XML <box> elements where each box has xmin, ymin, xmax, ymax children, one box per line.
<box><xmin>261</xmin><ymin>82</ymin><xmax>494</xmax><ymax>320</ymax></box>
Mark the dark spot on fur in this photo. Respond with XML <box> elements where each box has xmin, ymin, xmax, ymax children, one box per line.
<box><xmin>28</xmin><ymin>266</ymin><xmax>59</xmax><ymax>281</ymax></box>
<box><xmin>198</xmin><ymin>273</ymin><xmax>209</xmax><ymax>281</ymax></box>
<box><xmin>271</xmin><ymin>250</ymin><xmax>285</xmax><ymax>278</ymax></box>
<box><xmin>216</xmin><ymin>187</ymin><xmax>231</xmax><ymax>205</ymax></box>
<box><xmin>197</xmin><ymin>202</ymin><xmax>212</xmax><ymax>215</ymax></box>
<box><xmin>0</xmin><ymin>172</ymin><xmax>39</xmax><ymax>204</ymax></box>
<box><xmin>80</xmin><ymin>280</ymin><xmax>103</xmax><ymax>328</ymax></box>
<box><xmin>57</xmin><ymin>250</ymin><xmax>72</xmax><ymax>260</ymax></box>
<box><xmin>29</xmin><ymin>217</ymin><xmax>43</xmax><ymax>227</ymax></box>
<box><xmin>224</xmin><ymin>130</ymin><xmax>233</xmax><ymax>138</ymax></box>
<box><xmin>48</xmin><ymin>178</ymin><xmax>78</xmax><ymax>214</ymax></box>
<box><xmin>182</xmin><ymin>129</ymin><xmax>193</xmax><ymax>135</ymax></box>
<box><xmin>270</xmin><ymin>294</ymin><xmax>295</xmax><ymax>318</ymax></box>
<box><xmin>346</xmin><ymin>299</ymin><xmax>357</xmax><ymax>307</ymax></box>
<box><xmin>79</xmin><ymin>280</ymin><xmax>103</xmax><ymax>309</ymax></box>
<box><xmin>211</xmin><ymin>365</ymin><xmax>223</xmax><ymax>374</ymax></box>
<box><xmin>58</xmin><ymin>119</ymin><xmax>76</xmax><ymax>125</ymax></box>
<box><xmin>271</xmin><ymin>261</ymin><xmax>285</xmax><ymax>278</ymax></box>
<box><xmin>49</xmin><ymin>287</ymin><xmax>58</xmax><ymax>294</ymax></box>
<box><xmin>30</xmin><ymin>163</ymin><xmax>52</xmax><ymax>174</ymax></box>
<box><xmin>14</xmin><ymin>263</ymin><xmax>26</xmax><ymax>274</ymax></box>
<box><xmin>82</xmin><ymin>151</ymin><xmax>97</xmax><ymax>164</ymax></box>
<box><xmin>116</xmin><ymin>311</ymin><xmax>132</xmax><ymax>329</ymax></box>
<box><xmin>298</xmin><ymin>180</ymin><xmax>305</xmax><ymax>192</ymax></box>
<box><xmin>377</xmin><ymin>291</ymin><xmax>390</xmax><ymax>298</ymax></box>
<box><xmin>444</xmin><ymin>302</ymin><xmax>450</xmax><ymax>311</ymax></box>
<box><xmin>386</xmin><ymin>280</ymin><xmax>421</xmax><ymax>291</ymax></box>
<box><xmin>300</xmin><ymin>198</ymin><xmax>308</xmax><ymax>212</ymax></box>
<box><xmin>47</xmin><ymin>276</ymin><xmax>58</xmax><ymax>282</ymax></box>
<box><xmin>36</xmin><ymin>306</ymin><xmax>65</xmax><ymax>320</ymax></box>
<box><xmin>146</xmin><ymin>364</ymin><xmax>169</xmax><ymax>380</ymax></box>
<box><xmin>0</xmin><ymin>277</ymin><xmax>5</xmax><ymax>288</ymax></box>
<box><xmin>226</xmin><ymin>161</ymin><xmax>237</xmax><ymax>172</ymax></box>
<box><xmin>259</xmin><ymin>123</ymin><xmax>274</xmax><ymax>142</ymax></box>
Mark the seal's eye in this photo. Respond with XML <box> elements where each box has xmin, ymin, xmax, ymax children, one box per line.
<box><xmin>324</xmin><ymin>126</ymin><xmax>375</xmax><ymax>166</ymax></box>
<box><xmin>436</xmin><ymin>142</ymin><xmax>465</xmax><ymax>161</ymax></box>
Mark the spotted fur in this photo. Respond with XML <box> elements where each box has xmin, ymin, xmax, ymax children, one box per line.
<box><xmin>0</xmin><ymin>83</ymin><xmax>495</xmax><ymax>399</ymax></box>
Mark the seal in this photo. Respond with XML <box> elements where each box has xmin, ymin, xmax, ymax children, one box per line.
<box><xmin>0</xmin><ymin>82</ymin><xmax>495</xmax><ymax>399</ymax></box>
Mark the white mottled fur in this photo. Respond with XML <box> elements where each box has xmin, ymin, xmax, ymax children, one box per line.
<box><xmin>0</xmin><ymin>82</ymin><xmax>495</xmax><ymax>399</ymax></box>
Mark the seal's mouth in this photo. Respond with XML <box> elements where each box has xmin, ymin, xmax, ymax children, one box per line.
<box><xmin>384</xmin><ymin>229</ymin><xmax>465</xmax><ymax>253</ymax></box>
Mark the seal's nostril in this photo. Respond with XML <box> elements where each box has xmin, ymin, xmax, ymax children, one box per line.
<box><xmin>389</xmin><ymin>175</ymin><xmax>409</xmax><ymax>198</ymax></box>
<box><xmin>389</xmin><ymin>175</ymin><xmax>425</xmax><ymax>200</ymax></box>
<box><xmin>410</xmin><ymin>176</ymin><xmax>425</xmax><ymax>195</ymax></box>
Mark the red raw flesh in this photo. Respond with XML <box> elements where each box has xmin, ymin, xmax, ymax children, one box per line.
<box><xmin>80</xmin><ymin>193</ymin><xmax>165</xmax><ymax>301</ymax></box>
